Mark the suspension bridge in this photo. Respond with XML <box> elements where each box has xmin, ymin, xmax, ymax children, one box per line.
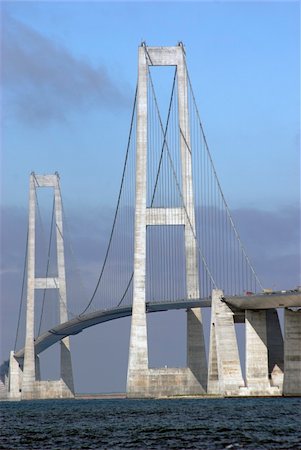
<box><xmin>1</xmin><ymin>44</ymin><xmax>300</xmax><ymax>400</ymax></box>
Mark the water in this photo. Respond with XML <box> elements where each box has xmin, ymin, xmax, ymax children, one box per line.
<box><xmin>1</xmin><ymin>397</ymin><xmax>300</xmax><ymax>449</ymax></box>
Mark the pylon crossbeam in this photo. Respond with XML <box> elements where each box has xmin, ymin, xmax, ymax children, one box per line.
<box><xmin>146</xmin><ymin>207</ymin><xmax>185</xmax><ymax>226</ymax></box>
<box><xmin>34</xmin><ymin>278</ymin><xmax>59</xmax><ymax>289</ymax></box>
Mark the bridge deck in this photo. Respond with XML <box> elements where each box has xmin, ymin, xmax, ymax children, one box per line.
<box><xmin>14</xmin><ymin>292</ymin><xmax>301</xmax><ymax>359</ymax></box>
<box><xmin>225</xmin><ymin>291</ymin><xmax>300</xmax><ymax>310</ymax></box>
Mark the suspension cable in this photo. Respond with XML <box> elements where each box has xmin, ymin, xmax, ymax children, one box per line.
<box><xmin>58</xmin><ymin>181</ymin><xmax>90</xmax><ymax>313</ymax></box>
<box><xmin>38</xmin><ymin>197</ymin><xmax>55</xmax><ymax>336</ymax></box>
<box><xmin>52</xmin><ymin>218</ymin><xmax>77</xmax><ymax>319</ymax></box>
<box><xmin>14</xmin><ymin>226</ymin><xmax>28</xmax><ymax>351</ymax></box>
<box><xmin>82</xmin><ymin>44</ymin><xmax>246</xmax><ymax>312</ymax></box>
<box><xmin>116</xmin><ymin>273</ymin><xmax>134</xmax><ymax>307</ymax></box>
<box><xmin>181</xmin><ymin>48</ymin><xmax>263</xmax><ymax>290</ymax></box>
<box><xmin>147</xmin><ymin>60</ymin><xmax>217</xmax><ymax>289</ymax></box>
<box><xmin>114</xmin><ymin>46</ymin><xmax>218</xmax><ymax>308</ymax></box>
<box><xmin>116</xmin><ymin>65</ymin><xmax>178</xmax><ymax>308</ymax></box>
<box><xmin>80</xmin><ymin>84</ymin><xmax>138</xmax><ymax>315</ymax></box>
<box><xmin>151</xmin><ymin>68</ymin><xmax>177</xmax><ymax>206</ymax></box>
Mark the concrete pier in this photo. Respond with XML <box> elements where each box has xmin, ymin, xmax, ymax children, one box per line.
<box><xmin>244</xmin><ymin>308</ymin><xmax>285</xmax><ymax>395</ymax></box>
<box><xmin>8</xmin><ymin>352</ymin><xmax>22</xmax><ymax>400</ymax></box>
<box><xmin>208</xmin><ymin>289</ymin><xmax>245</xmax><ymax>395</ymax></box>
<box><xmin>187</xmin><ymin>308</ymin><xmax>207</xmax><ymax>389</ymax></box>
<box><xmin>245</xmin><ymin>310</ymin><xmax>270</xmax><ymax>391</ymax></box>
<box><xmin>266</xmin><ymin>309</ymin><xmax>284</xmax><ymax>389</ymax></box>
<box><xmin>283</xmin><ymin>308</ymin><xmax>301</xmax><ymax>396</ymax></box>
<box><xmin>245</xmin><ymin>310</ymin><xmax>280</xmax><ymax>395</ymax></box>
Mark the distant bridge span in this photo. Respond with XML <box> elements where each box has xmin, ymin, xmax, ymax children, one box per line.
<box><xmin>14</xmin><ymin>292</ymin><xmax>301</xmax><ymax>359</ymax></box>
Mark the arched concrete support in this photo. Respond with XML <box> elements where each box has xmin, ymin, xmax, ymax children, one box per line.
<box><xmin>283</xmin><ymin>308</ymin><xmax>301</xmax><ymax>396</ymax></box>
<box><xmin>208</xmin><ymin>289</ymin><xmax>245</xmax><ymax>396</ymax></box>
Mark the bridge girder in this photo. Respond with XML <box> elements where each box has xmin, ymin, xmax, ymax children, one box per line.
<box><xmin>13</xmin><ymin>292</ymin><xmax>301</xmax><ymax>360</ymax></box>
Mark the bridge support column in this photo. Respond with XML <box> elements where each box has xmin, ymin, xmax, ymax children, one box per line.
<box><xmin>283</xmin><ymin>308</ymin><xmax>301</xmax><ymax>396</ymax></box>
<box><xmin>267</xmin><ymin>309</ymin><xmax>284</xmax><ymax>390</ymax></box>
<box><xmin>208</xmin><ymin>289</ymin><xmax>245</xmax><ymax>395</ymax></box>
<box><xmin>245</xmin><ymin>310</ymin><xmax>269</xmax><ymax>392</ymax></box>
<box><xmin>245</xmin><ymin>310</ymin><xmax>280</xmax><ymax>395</ymax></box>
<box><xmin>20</xmin><ymin>174</ymin><xmax>74</xmax><ymax>400</ymax></box>
<box><xmin>61</xmin><ymin>340</ymin><xmax>74</xmax><ymax>393</ymax></box>
<box><xmin>187</xmin><ymin>308</ymin><xmax>207</xmax><ymax>389</ymax></box>
<box><xmin>245</xmin><ymin>309</ymin><xmax>284</xmax><ymax>395</ymax></box>
<box><xmin>8</xmin><ymin>352</ymin><xmax>22</xmax><ymax>400</ymax></box>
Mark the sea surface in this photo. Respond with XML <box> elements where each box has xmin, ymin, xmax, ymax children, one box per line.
<box><xmin>0</xmin><ymin>397</ymin><xmax>300</xmax><ymax>449</ymax></box>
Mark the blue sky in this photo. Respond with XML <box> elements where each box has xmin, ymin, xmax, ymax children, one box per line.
<box><xmin>1</xmin><ymin>1</ymin><xmax>300</xmax><ymax>393</ymax></box>
<box><xmin>2</xmin><ymin>1</ymin><xmax>299</xmax><ymax>209</ymax></box>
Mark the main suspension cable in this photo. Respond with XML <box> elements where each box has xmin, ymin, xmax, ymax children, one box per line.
<box><xmin>80</xmin><ymin>84</ymin><xmax>138</xmax><ymax>315</ymax></box>
<box><xmin>58</xmin><ymin>181</ymin><xmax>90</xmax><ymax>314</ymax></box>
<box><xmin>14</xmin><ymin>227</ymin><xmax>28</xmax><ymax>351</ymax></box>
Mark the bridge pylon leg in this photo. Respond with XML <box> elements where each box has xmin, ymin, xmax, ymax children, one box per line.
<box><xmin>21</xmin><ymin>173</ymin><xmax>74</xmax><ymax>400</ymax></box>
<box><xmin>127</xmin><ymin>44</ymin><xmax>207</xmax><ymax>398</ymax></box>
<box><xmin>21</xmin><ymin>174</ymin><xmax>38</xmax><ymax>399</ymax></box>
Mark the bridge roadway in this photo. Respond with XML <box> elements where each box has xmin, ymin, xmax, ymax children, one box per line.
<box><xmin>14</xmin><ymin>291</ymin><xmax>301</xmax><ymax>360</ymax></box>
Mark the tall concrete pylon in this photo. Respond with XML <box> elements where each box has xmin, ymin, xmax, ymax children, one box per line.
<box><xmin>20</xmin><ymin>173</ymin><xmax>74</xmax><ymax>400</ymax></box>
<box><xmin>127</xmin><ymin>44</ymin><xmax>207</xmax><ymax>397</ymax></box>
